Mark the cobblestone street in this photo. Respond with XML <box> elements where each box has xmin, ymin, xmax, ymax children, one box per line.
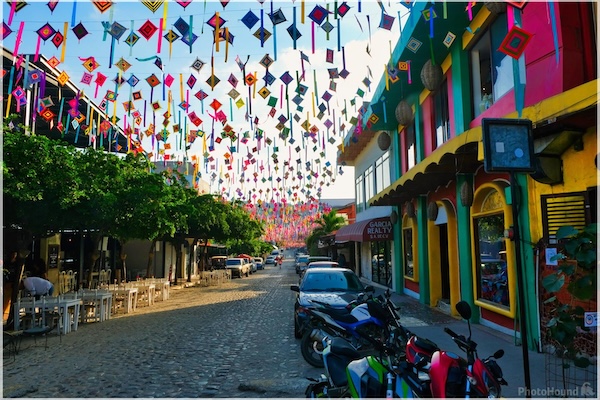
<box><xmin>3</xmin><ymin>261</ymin><xmax>320</xmax><ymax>398</ymax></box>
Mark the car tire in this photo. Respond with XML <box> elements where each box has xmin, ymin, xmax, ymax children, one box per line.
<box><xmin>245</xmin><ymin>270</ymin><xmax>249</xmax><ymax>277</ymax></box>
<box><xmin>300</xmin><ymin>330</ymin><xmax>325</xmax><ymax>368</ymax></box>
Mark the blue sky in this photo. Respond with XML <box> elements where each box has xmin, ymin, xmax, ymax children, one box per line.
<box><xmin>3</xmin><ymin>0</ymin><xmax>411</xmax><ymax>203</ymax></box>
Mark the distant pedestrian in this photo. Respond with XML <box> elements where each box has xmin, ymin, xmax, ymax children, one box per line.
<box><xmin>337</xmin><ymin>253</ymin><xmax>346</xmax><ymax>268</ymax></box>
<box><xmin>20</xmin><ymin>276</ymin><xmax>54</xmax><ymax>299</ymax></box>
<box><xmin>277</xmin><ymin>256</ymin><xmax>283</xmax><ymax>269</ymax></box>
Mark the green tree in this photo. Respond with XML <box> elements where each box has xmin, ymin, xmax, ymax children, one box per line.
<box><xmin>305</xmin><ymin>210</ymin><xmax>346</xmax><ymax>255</ymax></box>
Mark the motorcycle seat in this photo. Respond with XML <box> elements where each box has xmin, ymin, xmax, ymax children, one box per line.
<box><xmin>318</xmin><ymin>307</ymin><xmax>358</xmax><ymax>324</ymax></box>
<box><xmin>413</xmin><ymin>337</ymin><xmax>438</xmax><ymax>353</ymax></box>
<box><xmin>330</xmin><ymin>337</ymin><xmax>361</xmax><ymax>358</ymax></box>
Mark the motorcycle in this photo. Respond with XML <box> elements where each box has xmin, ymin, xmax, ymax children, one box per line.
<box><xmin>428</xmin><ymin>301</ymin><xmax>507</xmax><ymax>398</ymax></box>
<box><xmin>300</xmin><ymin>295</ymin><xmax>391</xmax><ymax>368</ymax></box>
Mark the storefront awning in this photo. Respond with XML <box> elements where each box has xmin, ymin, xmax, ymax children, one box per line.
<box><xmin>335</xmin><ymin>217</ymin><xmax>393</xmax><ymax>243</ymax></box>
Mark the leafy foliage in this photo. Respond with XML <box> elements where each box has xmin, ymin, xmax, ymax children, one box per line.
<box><xmin>542</xmin><ymin>224</ymin><xmax>597</xmax><ymax>365</ymax></box>
<box><xmin>305</xmin><ymin>210</ymin><xmax>346</xmax><ymax>255</ymax></box>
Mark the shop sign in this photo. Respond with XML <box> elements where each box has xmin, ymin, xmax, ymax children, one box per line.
<box><xmin>366</xmin><ymin>219</ymin><xmax>392</xmax><ymax>241</ymax></box>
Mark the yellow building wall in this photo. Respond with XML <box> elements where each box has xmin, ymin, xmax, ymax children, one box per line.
<box><xmin>528</xmin><ymin>130</ymin><xmax>598</xmax><ymax>242</ymax></box>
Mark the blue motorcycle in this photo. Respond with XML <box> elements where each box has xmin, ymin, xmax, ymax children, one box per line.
<box><xmin>299</xmin><ymin>295</ymin><xmax>397</xmax><ymax>368</ymax></box>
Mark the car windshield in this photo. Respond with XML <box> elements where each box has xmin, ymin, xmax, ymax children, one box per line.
<box><xmin>300</xmin><ymin>270</ymin><xmax>364</xmax><ymax>292</ymax></box>
<box><xmin>226</xmin><ymin>259</ymin><xmax>242</xmax><ymax>265</ymax></box>
<box><xmin>298</xmin><ymin>256</ymin><xmax>310</xmax><ymax>263</ymax></box>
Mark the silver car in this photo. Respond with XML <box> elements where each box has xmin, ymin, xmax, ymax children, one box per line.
<box><xmin>226</xmin><ymin>257</ymin><xmax>250</xmax><ymax>278</ymax></box>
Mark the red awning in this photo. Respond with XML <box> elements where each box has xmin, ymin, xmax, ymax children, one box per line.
<box><xmin>335</xmin><ymin>217</ymin><xmax>393</xmax><ymax>243</ymax></box>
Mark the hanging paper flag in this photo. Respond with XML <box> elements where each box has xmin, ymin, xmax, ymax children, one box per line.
<box><xmin>321</xmin><ymin>21</ymin><xmax>334</xmax><ymax>34</ymax></box>
<box><xmin>173</xmin><ymin>17</ymin><xmax>189</xmax><ymax>36</ymax></box>
<box><xmin>259</xmin><ymin>54</ymin><xmax>274</xmax><ymax>69</ymax></box>
<box><xmin>125</xmin><ymin>31</ymin><xmax>140</xmax><ymax>47</ymax></box>
<box><xmin>195</xmin><ymin>90</ymin><xmax>208</xmax><ymax>101</ymax></box>
<box><xmin>141</xmin><ymin>0</ymin><xmax>163</xmax><ymax>13</ymax></box>
<box><xmin>325</xmin><ymin>49</ymin><xmax>334</xmax><ymax>63</ymax></box>
<box><xmin>176</xmin><ymin>0</ymin><xmax>192</xmax><ymax>9</ymax></box>
<box><xmin>164</xmin><ymin>74</ymin><xmax>174</xmax><ymax>87</ymax></box>
<box><xmin>47</xmin><ymin>0</ymin><xmax>59</xmax><ymax>13</ymax></box>
<box><xmin>47</xmin><ymin>56</ymin><xmax>60</xmax><ymax>68</ymax></box>
<box><xmin>56</xmin><ymin>71</ymin><xmax>69</xmax><ymax>86</ymax></box>
<box><xmin>269</xmin><ymin>8</ymin><xmax>287</xmax><ymax>25</ymax></box>
<box><xmin>181</xmin><ymin>32</ymin><xmax>198</xmax><ymax>46</ymax></box>
<box><xmin>164</xmin><ymin>29</ymin><xmax>179</xmax><ymax>42</ymax></box>
<box><xmin>51</xmin><ymin>32</ymin><xmax>64</xmax><ymax>48</ymax></box>
<box><xmin>443</xmin><ymin>32</ymin><xmax>456</xmax><ymax>48</ymax></box>
<box><xmin>206</xmin><ymin>74</ymin><xmax>221</xmax><ymax>89</ymax></box>
<box><xmin>406</xmin><ymin>37</ymin><xmax>422</xmax><ymax>53</ymax></box>
<box><xmin>498</xmin><ymin>25</ymin><xmax>533</xmax><ymax>59</ymax></box>
<box><xmin>187</xmin><ymin>74</ymin><xmax>197</xmax><ymax>89</ymax></box>
<box><xmin>253</xmin><ymin>27</ymin><xmax>271</xmax><ymax>42</ymax></box>
<box><xmin>37</xmin><ymin>23</ymin><xmax>57</xmax><ymax>41</ymax></box>
<box><xmin>108</xmin><ymin>22</ymin><xmax>127</xmax><ymax>40</ymax></box>
<box><xmin>308</xmin><ymin>5</ymin><xmax>330</xmax><ymax>25</ymax></box>
<box><xmin>114</xmin><ymin>57</ymin><xmax>131</xmax><ymax>72</ymax></box>
<box><xmin>286</xmin><ymin>24</ymin><xmax>302</xmax><ymax>41</ymax></box>
<box><xmin>71</xmin><ymin>22</ymin><xmax>88</xmax><ymax>40</ymax></box>
<box><xmin>146</xmin><ymin>74</ymin><xmax>161</xmax><ymax>87</ymax></box>
<box><xmin>81</xmin><ymin>72</ymin><xmax>93</xmax><ymax>85</ymax></box>
<box><xmin>242</xmin><ymin>10</ymin><xmax>259</xmax><ymax>29</ymax></box>
<box><xmin>206</xmin><ymin>13</ymin><xmax>227</xmax><ymax>29</ymax></box>
<box><xmin>280</xmin><ymin>71</ymin><xmax>293</xmax><ymax>85</ymax></box>
<box><xmin>228</xmin><ymin>73</ymin><xmax>239</xmax><ymax>87</ymax></box>
<box><xmin>92</xmin><ymin>1</ymin><xmax>112</xmax><ymax>13</ymax></box>
<box><xmin>190</xmin><ymin>58</ymin><xmax>205</xmax><ymax>73</ymax></box>
<box><xmin>337</xmin><ymin>2</ymin><xmax>351</xmax><ymax>17</ymax></box>
<box><xmin>138</xmin><ymin>20</ymin><xmax>158</xmax><ymax>40</ymax></box>
<box><xmin>2</xmin><ymin>22</ymin><xmax>12</xmax><ymax>40</ymax></box>
<box><xmin>379</xmin><ymin>13</ymin><xmax>395</xmax><ymax>30</ymax></box>
<box><xmin>127</xmin><ymin>75</ymin><xmax>139</xmax><ymax>87</ymax></box>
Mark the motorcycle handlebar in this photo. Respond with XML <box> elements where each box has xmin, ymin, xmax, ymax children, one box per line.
<box><xmin>444</xmin><ymin>327</ymin><xmax>460</xmax><ymax>338</ymax></box>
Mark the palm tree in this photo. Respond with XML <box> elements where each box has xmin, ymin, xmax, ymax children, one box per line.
<box><xmin>305</xmin><ymin>210</ymin><xmax>346</xmax><ymax>255</ymax></box>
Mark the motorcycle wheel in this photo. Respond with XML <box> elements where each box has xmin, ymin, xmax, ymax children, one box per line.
<box><xmin>300</xmin><ymin>330</ymin><xmax>325</xmax><ymax>368</ymax></box>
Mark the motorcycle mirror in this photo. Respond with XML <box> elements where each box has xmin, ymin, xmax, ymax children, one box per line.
<box><xmin>493</xmin><ymin>349</ymin><xmax>505</xmax><ymax>359</ymax></box>
<box><xmin>455</xmin><ymin>301</ymin><xmax>472</xmax><ymax>320</ymax></box>
<box><xmin>290</xmin><ymin>285</ymin><xmax>300</xmax><ymax>292</ymax></box>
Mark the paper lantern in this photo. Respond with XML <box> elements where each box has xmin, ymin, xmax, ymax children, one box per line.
<box><xmin>460</xmin><ymin>181</ymin><xmax>474</xmax><ymax>207</ymax></box>
<box><xmin>484</xmin><ymin>2</ymin><xmax>507</xmax><ymax>14</ymax></box>
<box><xmin>427</xmin><ymin>202</ymin><xmax>438</xmax><ymax>221</ymax></box>
<box><xmin>377</xmin><ymin>131</ymin><xmax>391</xmax><ymax>151</ymax></box>
<box><xmin>420</xmin><ymin>59</ymin><xmax>443</xmax><ymax>91</ymax></box>
<box><xmin>395</xmin><ymin>100</ymin><xmax>413</xmax><ymax>126</ymax></box>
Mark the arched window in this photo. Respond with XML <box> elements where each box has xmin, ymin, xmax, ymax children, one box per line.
<box><xmin>470</xmin><ymin>182</ymin><xmax>516</xmax><ymax>317</ymax></box>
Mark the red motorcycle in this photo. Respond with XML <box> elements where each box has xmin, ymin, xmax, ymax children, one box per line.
<box><xmin>426</xmin><ymin>301</ymin><xmax>508</xmax><ymax>398</ymax></box>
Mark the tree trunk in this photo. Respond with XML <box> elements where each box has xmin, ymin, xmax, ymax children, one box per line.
<box><xmin>146</xmin><ymin>240</ymin><xmax>156</xmax><ymax>278</ymax></box>
<box><xmin>119</xmin><ymin>243</ymin><xmax>128</xmax><ymax>282</ymax></box>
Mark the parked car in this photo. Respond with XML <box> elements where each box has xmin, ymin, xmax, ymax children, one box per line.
<box><xmin>290</xmin><ymin>267</ymin><xmax>373</xmax><ymax>339</ymax></box>
<box><xmin>226</xmin><ymin>257</ymin><xmax>250</xmax><ymax>278</ymax></box>
<box><xmin>254</xmin><ymin>257</ymin><xmax>264</xmax><ymax>270</ymax></box>
<box><xmin>265</xmin><ymin>255</ymin><xmax>277</xmax><ymax>266</ymax></box>
<box><xmin>295</xmin><ymin>255</ymin><xmax>310</xmax><ymax>274</ymax></box>
<box><xmin>299</xmin><ymin>261</ymin><xmax>340</xmax><ymax>279</ymax></box>
<box><xmin>237</xmin><ymin>254</ymin><xmax>255</xmax><ymax>274</ymax></box>
<box><xmin>210</xmin><ymin>256</ymin><xmax>227</xmax><ymax>270</ymax></box>
<box><xmin>298</xmin><ymin>256</ymin><xmax>333</xmax><ymax>275</ymax></box>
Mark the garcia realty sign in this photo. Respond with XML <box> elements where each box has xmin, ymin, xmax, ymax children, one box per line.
<box><xmin>366</xmin><ymin>218</ymin><xmax>393</xmax><ymax>241</ymax></box>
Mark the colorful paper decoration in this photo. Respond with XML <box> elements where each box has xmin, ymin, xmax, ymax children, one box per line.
<box><xmin>141</xmin><ymin>0</ymin><xmax>163</xmax><ymax>13</ymax></box>
<box><xmin>2</xmin><ymin>22</ymin><xmax>12</xmax><ymax>40</ymax></box>
<box><xmin>81</xmin><ymin>72</ymin><xmax>93</xmax><ymax>85</ymax></box>
<box><xmin>280</xmin><ymin>71</ymin><xmax>293</xmax><ymax>85</ymax></box>
<box><xmin>206</xmin><ymin>13</ymin><xmax>226</xmax><ymax>29</ymax></box>
<box><xmin>308</xmin><ymin>5</ymin><xmax>330</xmax><ymax>25</ymax></box>
<box><xmin>56</xmin><ymin>71</ymin><xmax>69</xmax><ymax>86</ymax></box>
<box><xmin>71</xmin><ymin>22</ymin><xmax>88</xmax><ymax>40</ymax></box>
<box><xmin>241</xmin><ymin>10</ymin><xmax>259</xmax><ymax>29</ymax></box>
<box><xmin>181</xmin><ymin>32</ymin><xmax>198</xmax><ymax>46</ymax></box>
<box><xmin>176</xmin><ymin>0</ymin><xmax>192</xmax><ymax>9</ymax></box>
<box><xmin>228</xmin><ymin>88</ymin><xmax>240</xmax><ymax>99</ymax></box>
<box><xmin>190</xmin><ymin>58</ymin><xmax>205</xmax><ymax>72</ymax></box>
<box><xmin>138</xmin><ymin>20</ymin><xmax>158</xmax><ymax>40</ymax></box>
<box><xmin>47</xmin><ymin>0</ymin><xmax>58</xmax><ymax>13</ymax></box>
<box><xmin>258</xmin><ymin>87</ymin><xmax>270</xmax><ymax>99</ymax></box>
<box><xmin>406</xmin><ymin>37</ymin><xmax>422</xmax><ymax>53</ymax></box>
<box><xmin>125</xmin><ymin>32</ymin><xmax>139</xmax><ymax>47</ymax></box>
<box><xmin>109</xmin><ymin>22</ymin><xmax>127</xmax><ymax>40</ymax></box>
<box><xmin>262</xmin><ymin>71</ymin><xmax>275</xmax><ymax>86</ymax></box>
<box><xmin>269</xmin><ymin>9</ymin><xmax>287</xmax><ymax>25</ymax></box>
<box><xmin>92</xmin><ymin>1</ymin><xmax>113</xmax><ymax>13</ymax></box>
<box><xmin>127</xmin><ymin>75</ymin><xmax>139</xmax><ymax>87</ymax></box>
<box><xmin>146</xmin><ymin>74</ymin><xmax>160</xmax><ymax>87</ymax></box>
<box><xmin>132</xmin><ymin>91</ymin><xmax>142</xmax><ymax>100</ymax></box>
<box><xmin>163</xmin><ymin>29</ymin><xmax>179</xmax><ymax>42</ymax></box>
<box><xmin>286</xmin><ymin>24</ymin><xmax>302</xmax><ymax>41</ymax></box>
<box><xmin>164</xmin><ymin>74</ymin><xmax>174</xmax><ymax>86</ymax></box>
<box><xmin>253</xmin><ymin>27</ymin><xmax>271</xmax><ymax>42</ymax></box>
<box><xmin>40</xmin><ymin>108</ymin><xmax>56</xmax><ymax>122</ymax></box>
<box><xmin>379</xmin><ymin>13</ymin><xmax>395</xmax><ymax>30</ymax></box>
<box><xmin>443</xmin><ymin>32</ymin><xmax>456</xmax><ymax>48</ymax></box>
<box><xmin>245</xmin><ymin>73</ymin><xmax>257</xmax><ymax>86</ymax></box>
<box><xmin>173</xmin><ymin>17</ymin><xmax>189</xmax><ymax>36</ymax></box>
<box><xmin>195</xmin><ymin>90</ymin><xmax>208</xmax><ymax>101</ymax></box>
<box><xmin>259</xmin><ymin>54</ymin><xmax>274</xmax><ymax>69</ymax></box>
<box><xmin>114</xmin><ymin>57</ymin><xmax>131</xmax><ymax>72</ymax></box>
<box><xmin>498</xmin><ymin>25</ymin><xmax>533</xmax><ymax>59</ymax></box>
<box><xmin>228</xmin><ymin>73</ymin><xmax>238</xmax><ymax>87</ymax></box>
<box><xmin>187</xmin><ymin>74</ymin><xmax>197</xmax><ymax>89</ymax></box>
<box><xmin>337</xmin><ymin>2</ymin><xmax>351</xmax><ymax>17</ymax></box>
<box><xmin>37</xmin><ymin>23</ymin><xmax>56</xmax><ymax>41</ymax></box>
<box><xmin>506</xmin><ymin>1</ymin><xmax>527</xmax><ymax>9</ymax></box>
<box><xmin>209</xmin><ymin>99</ymin><xmax>222</xmax><ymax>110</ymax></box>
<box><xmin>421</xmin><ymin>8</ymin><xmax>437</xmax><ymax>21</ymax></box>
<box><xmin>51</xmin><ymin>32</ymin><xmax>64</xmax><ymax>48</ymax></box>
<box><xmin>321</xmin><ymin>21</ymin><xmax>334</xmax><ymax>34</ymax></box>
<box><xmin>206</xmin><ymin>75</ymin><xmax>220</xmax><ymax>89</ymax></box>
